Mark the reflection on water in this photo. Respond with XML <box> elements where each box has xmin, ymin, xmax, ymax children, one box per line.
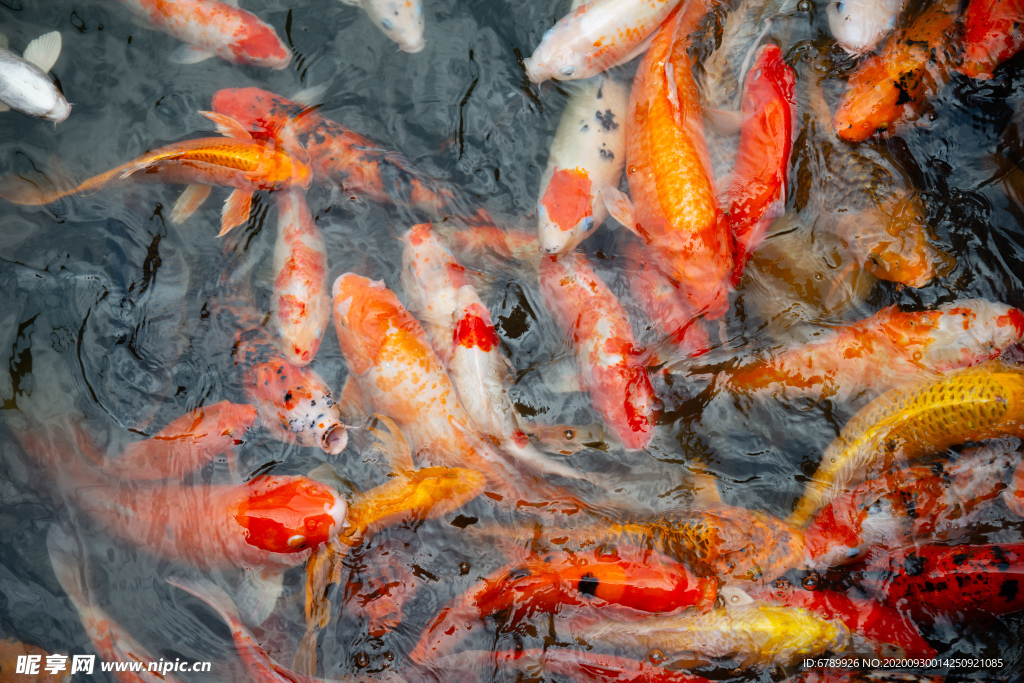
<box><xmin>1</xmin><ymin>0</ymin><xmax>1023</xmax><ymax>681</ymax></box>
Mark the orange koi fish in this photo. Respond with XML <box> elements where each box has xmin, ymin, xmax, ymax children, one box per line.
<box><xmin>113</xmin><ymin>0</ymin><xmax>290</xmax><ymax>69</ymax></box>
<box><xmin>271</xmin><ymin>190</ymin><xmax>329</xmax><ymax>367</ymax></box>
<box><xmin>0</xmin><ymin>112</ymin><xmax>310</xmax><ymax>236</ymax></box>
<box><xmin>331</xmin><ymin>273</ymin><xmax>583</xmax><ymax>510</ymax></box>
<box><xmin>957</xmin><ymin>0</ymin><xmax>1024</xmax><ymax>79</ymax></box>
<box><xmin>723</xmin><ymin>43</ymin><xmax>796</xmax><ymax>280</ymax></box>
<box><xmin>539</xmin><ymin>251</ymin><xmax>658</xmax><ymax>451</ymax></box>
<box><xmin>724</xmin><ymin>299</ymin><xmax>1024</xmax><ymax>403</ymax></box>
<box><xmin>788</xmin><ymin>360</ymin><xmax>1024</xmax><ymax>527</ymax></box>
<box><xmin>87</xmin><ymin>401</ymin><xmax>257</xmax><ymax>480</ymax></box>
<box><xmin>23</xmin><ymin>421</ymin><xmax>347</xmax><ymax>571</ymax></box>
<box><xmin>0</xmin><ymin>638</ymin><xmax>70</xmax><ymax>683</ymax></box>
<box><xmin>47</xmin><ymin>526</ymin><xmax>183</xmax><ymax>683</ymax></box>
<box><xmin>211</xmin><ymin>87</ymin><xmax>451</xmax><ymax>213</ymax></box>
<box><xmin>411</xmin><ymin>543</ymin><xmax>718</xmax><ymax>664</ymax></box>
<box><xmin>604</xmin><ymin>0</ymin><xmax>733</xmax><ymax>320</ymax></box>
<box><xmin>832</xmin><ymin>0</ymin><xmax>960</xmax><ymax>142</ymax></box>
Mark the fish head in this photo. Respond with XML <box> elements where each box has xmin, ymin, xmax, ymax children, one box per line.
<box><xmin>918</xmin><ymin>300</ymin><xmax>1024</xmax><ymax>370</ymax></box>
<box><xmin>332</xmin><ymin>274</ymin><xmax>411</xmax><ymax>375</ymax></box>
<box><xmin>230</xmin><ymin>20</ymin><xmax>292</xmax><ymax>69</ymax></box>
<box><xmin>44</xmin><ymin>96</ymin><xmax>71</xmax><ymax>123</ymax></box>
<box><xmin>234</xmin><ymin>475</ymin><xmax>348</xmax><ymax>554</ymax></box>
<box><xmin>364</xmin><ymin>0</ymin><xmax>426</xmax><ymax>53</ymax></box>
<box><xmin>803</xmin><ymin>499</ymin><xmax>867</xmax><ymax>566</ymax></box>
<box><xmin>523</xmin><ymin>18</ymin><xmax>588</xmax><ymax>83</ymax></box>
<box><xmin>826</xmin><ymin>0</ymin><xmax>902</xmax><ymax>55</ymax></box>
<box><xmin>846</xmin><ymin>198</ymin><xmax>947</xmax><ymax>287</ymax></box>
<box><xmin>538</xmin><ymin>167</ymin><xmax>595</xmax><ymax>254</ymax></box>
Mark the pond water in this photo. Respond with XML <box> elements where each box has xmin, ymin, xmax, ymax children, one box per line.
<box><xmin>1</xmin><ymin>0</ymin><xmax>1023</xmax><ymax>681</ymax></box>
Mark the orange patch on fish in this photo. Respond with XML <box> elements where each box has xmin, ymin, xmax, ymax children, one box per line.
<box><xmin>540</xmin><ymin>167</ymin><xmax>593</xmax><ymax>232</ymax></box>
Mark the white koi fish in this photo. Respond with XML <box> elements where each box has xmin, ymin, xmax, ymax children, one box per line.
<box><xmin>0</xmin><ymin>31</ymin><xmax>69</xmax><ymax>122</ymax></box>
<box><xmin>343</xmin><ymin>0</ymin><xmax>425</xmax><ymax>53</ymax></box>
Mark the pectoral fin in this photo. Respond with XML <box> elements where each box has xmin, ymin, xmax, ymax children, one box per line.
<box><xmin>218</xmin><ymin>189</ymin><xmax>253</xmax><ymax>236</ymax></box>
<box><xmin>170</xmin><ymin>184</ymin><xmax>212</xmax><ymax>224</ymax></box>
<box><xmin>23</xmin><ymin>31</ymin><xmax>62</xmax><ymax>73</ymax></box>
<box><xmin>236</xmin><ymin>567</ymin><xmax>284</xmax><ymax>626</ymax></box>
<box><xmin>0</xmin><ymin>103</ymin><xmax>10</xmax><ymax>113</ymax></box>
<box><xmin>601</xmin><ymin>186</ymin><xmax>641</xmax><ymax>237</ymax></box>
<box><xmin>199</xmin><ymin>110</ymin><xmax>253</xmax><ymax>140</ymax></box>
<box><xmin>169</xmin><ymin>44</ymin><xmax>215</xmax><ymax>65</ymax></box>
<box><xmin>369</xmin><ymin>414</ymin><xmax>415</xmax><ymax>473</ymax></box>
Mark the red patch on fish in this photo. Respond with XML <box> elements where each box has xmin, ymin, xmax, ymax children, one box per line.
<box><xmin>234</xmin><ymin>476</ymin><xmax>338</xmax><ymax>553</ymax></box>
<box><xmin>997</xmin><ymin>308</ymin><xmax>1024</xmax><ymax>338</ymax></box>
<box><xmin>454</xmin><ymin>305</ymin><xmax>499</xmax><ymax>352</ymax></box>
<box><xmin>541</xmin><ymin>167</ymin><xmax>593</xmax><ymax>232</ymax></box>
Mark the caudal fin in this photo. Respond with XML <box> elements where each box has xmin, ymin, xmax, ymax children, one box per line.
<box><xmin>46</xmin><ymin>525</ymin><xmax>89</xmax><ymax>609</ymax></box>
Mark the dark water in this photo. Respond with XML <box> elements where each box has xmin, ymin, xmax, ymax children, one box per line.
<box><xmin>1</xmin><ymin>0</ymin><xmax>1024</xmax><ymax>681</ymax></box>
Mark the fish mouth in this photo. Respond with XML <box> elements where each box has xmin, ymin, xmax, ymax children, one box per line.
<box><xmin>327</xmin><ymin>495</ymin><xmax>349</xmax><ymax>536</ymax></box>
<box><xmin>400</xmin><ymin>41</ymin><xmax>426</xmax><ymax>54</ymax></box>
<box><xmin>320</xmin><ymin>423</ymin><xmax>348</xmax><ymax>455</ymax></box>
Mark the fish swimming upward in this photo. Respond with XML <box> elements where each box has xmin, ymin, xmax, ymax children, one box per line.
<box><xmin>0</xmin><ymin>111</ymin><xmax>311</xmax><ymax>236</ymax></box>
<box><xmin>0</xmin><ymin>31</ymin><xmax>70</xmax><ymax>122</ymax></box>
<box><xmin>956</xmin><ymin>0</ymin><xmax>1024</xmax><ymax>79</ymax></box>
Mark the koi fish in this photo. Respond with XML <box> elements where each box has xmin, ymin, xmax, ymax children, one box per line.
<box><xmin>827</xmin><ymin>0</ymin><xmax>905</xmax><ymax>55</ymax></box>
<box><xmin>536</xmin><ymin>74</ymin><xmax>629</xmax><ymax>253</ymax></box>
<box><xmin>345</xmin><ymin>541</ymin><xmax>419</xmax><ymax>637</ymax></box>
<box><xmin>804</xmin><ymin>442</ymin><xmax>1015</xmax><ymax>566</ymax></box>
<box><xmin>832</xmin><ymin>0</ymin><xmax>960</xmax><ymax>142</ymax></box>
<box><xmin>1003</xmin><ymin>441</ymin><xmax>1024</xmax><ymax>516</ymax></box>
<box><xmin>604</xmin><ymin>0</ymin><xmax>733</xmax><ymax>319</ymax></box>
<box><xmin>754</xmin><ymin>581</ymin><xmax>935</xmax><ymax>658</ymax></box>
<box><xmin>331</xmin><ymin>272</ymin><xmax>583</xmax><ymax>510</ymax></box>
<box><xmin>211</xmin><ymin>87</ymin><xmax>449</xmax><ymax>213</ymax></box>
<box><xmin>46</xmin><ymin>526</ymin><xmax>182</xmax><ymax>683</ymax></box>
<box><xmin>88</xmin><ymin>401</ymin><xmax>257</xmax><ymax>480</ymax></box>
<box><xmin>800</xmin><ymin>60</ymin><xmax>947</xmax><ymax>287</ymax></box>
<box><xmin>0</xmin><ymin>638</ymin><xmax>69</xmax><ymax>683</ymax></box>
<box><xmin>788</xmin><ymin>360</ymin><xmax>1024</xmax><ymax>527</ymax></box>
<box><xmin>445</xmin><ymin>224</ymin><xmax>541</xmax><ymax>267</ymax></box>
<box><xmin>0</xmin><ymin>111</ymin><xmax>311</xmax><ymax>236</ymax></box>
<box><xmin>723</xmin><ymin>299</ymin><xmax>1024</xmax><ymax>403</ymax></box>
<box><xmin>539</xmin><ymin>251</ymin><xmax>658</xmax><ymax>451</ymax></box>
<box><xmin>271</xmin><ymin>189</ymin><xmax>330</xmax><ymax>367</ymax></box>
<box><xmin>0</xmin><ymin>31</ymin><xmax>69</xmax><ymax>122</ymax></box>
<box><xmin>957</xmin><ymin>0</ymin><xmax>1024</xmax><ymax>79</ymax></box>
<box><xmin>849</xmin><ymin>543</ymin><xmax>1024</xmax><ymax>625</ymax></box>
<box><xmin>343</xmin><ymin>0</ymin><xmax>425</xmax><ymax>53</ymax></box>
<box><xmin>23</xmin><ymin>420</ymin><xmax>347</xmax><ymax>570</ymax></box>
<box><xmin>577</xmin><ymin>603</ymin><xmax>851</xmax><ymax>669</ymax></box>
<box><xmin>112</xmin><ymin>0</ymin><xmax>291</xmax><ymax>68</ymax></box>
<box><xmin>722</xmin><ymin>43</ymin><xmax>796</xmax><ymax>279</ymax></box>
<box><xmin>411</xmin><ymin>543</ymin><xmax>719</xmax><ymax>664</ymax></box>
<box><xmin>524</xmin><ymin>0</ymin><xmax>682</xmax><ymax>83</ymax></box>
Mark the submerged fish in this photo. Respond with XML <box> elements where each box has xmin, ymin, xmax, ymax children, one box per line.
<box><xmin>437</xmin><ymin>649</ymin><xmax>715</xmax><ymax>683</ymax></box>
<box><xmin>0</xmin><ymin>31</ymin><xmax>69</xmax><ymax>122</ymax></box>
<box><xmin>826</xmin><ymin>0</ymin><xmax>905</xmax><ymax>55</ymax></box>
<box><xmin>957</xmin><ymin>0</ymin><xmax>1024</xmax><ymax>79</ymax></box>
<box><xmin>0</xmin><ymin>111</ymin><xmax>311</xmax><ymax>236</ymax></box>
<box><xmin>0</xmin><ymin>638</ymin><xmax>69</xmax><ymax>683</ymax></box>
<box><xmin>342</xmin><ymin>0</ymin><xmax>425</xmax><ymax>53</ymax></box>
<box><xmin>113</xmin><ymin>0</ymin><xmax>290</xmax><ymax>67</ymax></box>
<box><xmin>788</xmin><ymin>360</ymin><xmax>1024</xmax><ymax>527</ymax></box>
<box><xmin>524</xmin><ymin>0</ymin><xmax>682</xmax><ymax>83</ymax></box>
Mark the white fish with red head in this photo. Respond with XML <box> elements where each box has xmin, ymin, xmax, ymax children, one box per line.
<box><xmin>343</xmin><ymin>0</ymin><xmax>426</xmax><ymax>53</ymax></box>
<box><xmin>0</xmin><ymin>31</ymin><xmax>70</xmax><ymax>122</ymax></box>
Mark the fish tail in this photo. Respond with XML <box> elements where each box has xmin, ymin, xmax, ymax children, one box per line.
<box><xmin>0</xmin><ymin>163</ymin><xmax>129</xmax><ymax>205</ymax></box>
<box><xmin>46</xmin><ymin>524</ymin><xmax>90</xmax><ymax>609</ymax></box>
<box><xmin>166</xmin><ymin>576</ymin><xmax>241</xmax><ymax>630</ymax></box>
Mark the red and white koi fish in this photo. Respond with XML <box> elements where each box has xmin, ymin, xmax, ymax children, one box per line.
<box><xmin>112</xmin><ymin>0</ymin><xmax>290</xmax><ymax>68</ymax></box>
<box><xmin>331</xmin><ymin>273</ymin><xmax>583</xmax><ymax>511</ymax></box>
<box><xmin>89</xmin><ymin>401</ymin><xmax>257</xmax><ymax>480</ymax></box>
<box><xmin>211</xmin><ymin>88</ymin><xmax>450</xmax><ymax>213</ymax></box>
<box><xmin>604</xmin><ymin>0</ymin><xmax>733</xmax><ymax>319</ymax></box>
<box><xmin>47</xmin><ymin>526</ymin><xmax>182</xmax><ymax>683</ymax></box>
<box><xmin>723</xmin><ymin>299</ymin><xmax>1024</xmax><ymax>403</ymax></box>
<box><xmin>344</xmin><ymin>0</ymin><xmax>425</xmax><ymax>53</ymax></box>
<box><xmin>24</xmin><ymin>422</ymin><xmax>347</xmax><ymax>571</ymax></box>
<box><xmin>722</xmin><ymin>43</ymin><xmax>796</xmax><ymax>281</ymax></box>
<box><xmin>536</xmin><ymin>73</ymin><xmax>628</xmax><ymax>253</ymax></box>
<box><xmin>956</xmin><ymin>0</ymin><xmax>1024</xmax><ymax>79</ymax></box>
<box><xmin>1004</xmin><ymin>441</ymin><xmax>1024</xmax><ymax>516</ymax></box>
<box><xmin>271</xmin><ymin>190</ymin><xmax>329</xmax><ymax>367</ymax></box>
<box><xmin>539</xmin><ymin>251</ymin><xmax>658</xmax><ymax>450</ymax></box>
<box><xmin>525</xmin><ymin>0</ymin><xmax>682</xmax><ymax>82</ymax></box>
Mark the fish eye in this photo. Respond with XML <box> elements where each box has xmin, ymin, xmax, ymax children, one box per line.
<box><xmin>381</xmin><ymin>18</ymin><xmax>393</xmax><ymax>30</ymax></box>
<box><xmin>563</xmin><ymin>429</ymin><xmax>575</xmax><ymax>440</ymax></box>
<box><xmin>288</xmin><ymin>534</ymin><xmax>307</xmax><ymax>548</ymax></box>
<box><xmin>577</xmin><ymin>573</ymin><xmax>599</xmax><ymax>597</ymax></box>
<box><xmin>798</xmin><ymin>0</ymin><xmax>813</xmax><ymax>11</ymax></box>
<box><xmin>561</xmin><ymin>66</ymin><xmax>575</xmax><ymax>76</ymax></box>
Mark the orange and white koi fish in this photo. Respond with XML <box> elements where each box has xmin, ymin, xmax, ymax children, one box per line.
<box><xmin>604</xmin><ymin>0</ymin><xmax>733</xmax><ymax>319</ymax></box>
<box><xmin>89</xmin><ymin>401</ymin><xmax>257</xmax><ymax>480</ymax></box>
<box><xmin>539</xmin><ymin>251</ymin><xmax>658</xmax><ymax>451</ymax></box>
<box><xmin>832</xmin><ymin>0</ymin><xmax>959</xmax><ymax>142</ymax></box>
<box><xmin>112</xmin><ymin>0</ymin><xmax>290</xmax><ymax>68</ymax></box>
<box><xmin>47</xmin><ymin>526</ymin><xmax>182</xmax><ymax>683</ymax></box>
<box><xmin>722</xmin><ymin>43</ymin><xmax>796</xmax><ymax>280</ymax></box>
<box><xmin>525</xmin><ymin>0</ymin><xmax>682</xmax><ymax>83</ymax></box>
<box><xmin>211</xmin><ymin>88</ymin><xmax>450</xmax><ymax>213</ymax></box>
<box><xmin>724</xmin><ymin>299</ymin><xmax>1024</xmax><ymax>403</ymax></box>
<box><xmin>957</xmin><ymin>0</ymin><xmax>1024</xmax><ymax>79</ymax></box>
<box><xmin>331</xmin><ymin>273</ymin><xmax>583</xmax><ymax>510</ymax></box>
<box><xmin>271</xmin><ymin>190</ymin><xmax>329</xmax><ymax>367</ymax></box>
<box><xmin>536</xmin><ymin>73</ymin><xmax>628</xmax><ymax>253</ymax></box>
<box><xmin>0</xmin><ymin>111</ymin><xmax>311</xmax><ymax>236</ymax></box>
<box><xmin>24</xmin><ymin>421</ymin><xmax>347</xmax><ymax>571</ymax></box>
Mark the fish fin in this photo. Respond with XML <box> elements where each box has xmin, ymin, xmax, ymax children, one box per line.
<box><xmin>222</xmin><ymin>0</ymin><xmax>239</xmax><ymax>5</ymax></box>
<box><xmin>535</xmin><ymin>357</ymin><xmax>583</xmax><ymax>393</ymax></box>
<box><xmin>46</xmin><ymin>525</ymin><xmax>90</xmax><ymax>609</ymax></box>
<box><xmin>692</xmin><ymin>471</ymin><xmax>722</xmax><ymax>506</ymax></box>
<box><xmin>168</xmin><ymin>43</ymin><xmax>215</xmax><ymax>65</ymax></box>
<box><xmin>219</xmin><ymin>189</ymin><xmax>253</xmax><ymax>236</ymax></box>
<box><xmin>0</xmin><ymin>103</ymin><xmax>10</xmax><ymax>113</ymax></box>
<box><xmin>170</xmin><ymin>184</ymin><xmax>212</xmax><ymax>224</ymax></box>
<box><xmin>704</xmin><ymin>107</ymin><xmax>743</xmax><ymax>135</ymax></box>
<box><xmin>307</xmin><ymin>462</ymin><xmax>349</xmax><ymax>490</ymax></box>
<box><xmin>292</xmin><ymin>630</ymin><xmax>319</xmax><ymax>676</ymax></box>
<box><xmin>236</xmin><ymin>568</ymin><xmax>284</xmax><ymax>626</ymax></box>
<box><xmin>23</xmin><ymin>31</ymin><xmax>62</xmax><ymax>73</ymax></box>
<box><xmin>0</xmin><ymin>33</ymin><xmax>8</xmax><ymax>49</ymax></box>
<box><xmin>0</xmin><ymin>173</ymin><xmax>62</xmax><ymax>204</ymax></box>
<box><xmin>369</xmin><ymin>414</ymin><xmax>415</xmax><ymax>473</ymax></box>
<box><xmin>719</xmin><ymin>585</ymin><xmax>754</xmax><ymax>607</ymax></box>
<box><xmin>500</xmin><ymin>436</ymin><xmax>589</xmax><ymax>482</ymax></box>
<box><xmin>167</xmin><ymin>576</ymin><xmax>242</xmax><ymax>629</ymax></box>
<box><xmin>199</xmin><ymin>110</ymin><xmax>253</xmax><ymax>140</ymax></box>
<box><xmin>292</xmin><ymin>84</ymin><xmax>330</xmax><ymax>108</ymax></box>
<box><xmin>339</xmin><ymin>375</ymin><xmax>368</xmax><ymax>421</ymax></box>
<box><xmin>601</xmin><ymin>186</ymin><xmax>641</xmax><ymax>237</ymax></box>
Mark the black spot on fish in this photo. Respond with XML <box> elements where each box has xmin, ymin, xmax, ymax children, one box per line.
<box><xmin>903</xmin><ymin>554</ymin><xmax>926</xmax><ymax>577</ymax></box>
<box><xmin>284</xmin><ymin>391</ymin><xmax>293</xmax><ymax>403</ymax></box>
<box><xmin>953</xmin><ymin>552</ymin><xmax>971</xmax><ymax>566</ymax></box>
<box><xmin>578</xmin><ymin>573</ymin><xmax>599</xmax><ymax>597</ymax></box>
<box><xmin>449</xmin><ymin>514</ymin><xmax>478</xmax><ymax>529</ymax></box>
<box><xmin>507</xmin><ymin>566</ymin><xmax>532</xmax><ymax>581</ymax></box>
<box><xmin>992</xmin><ymin>545</ymin><xmax>1011</xmax><ymax>571</ymax></box>
<box><xmin>599</xmin><ymin>148</ymin><xmax>614</xmax><ymax>161</ymax></box>
<box><xmin>596</xmin><ymin>109</ymin><xmax>618</xmax><ymax>131</ymax></box>
<box><xmin>999</xmin><ymin>579</ymin><xmax>1019</xmax><ymax>602</ymax></box>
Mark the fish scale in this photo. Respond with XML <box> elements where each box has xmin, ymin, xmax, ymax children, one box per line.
<box><xmin>790</xmin><ymin>361</ymin><xmax>1024</xmax><ymax>527</ymax></box>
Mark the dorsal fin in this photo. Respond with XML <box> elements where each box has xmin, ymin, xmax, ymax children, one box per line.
<box><xmin>199</xmin><ymin>110</ymin><xmax>253</xmax><ymax>140</ymax></box>
<box><xmin>23</xmin><ymin>31</ymin><xmax>62</xmax><ymax>73</ymax></box>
